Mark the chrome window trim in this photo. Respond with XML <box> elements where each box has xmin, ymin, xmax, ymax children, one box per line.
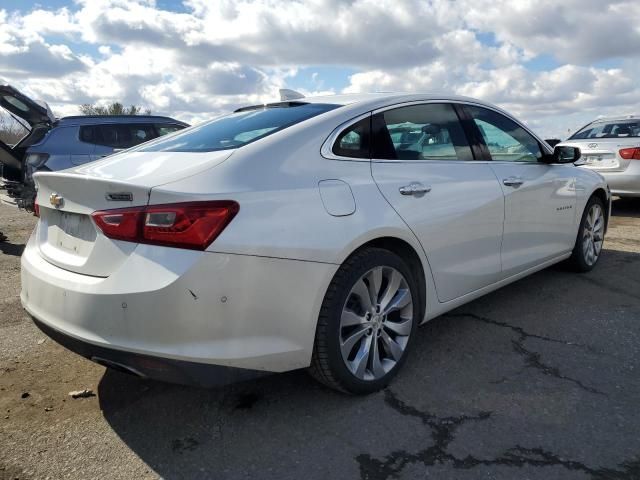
<box><xmin>321</xmin><ymin>99</ymin><xmax>553</xmax><ymax>163</ymax></box>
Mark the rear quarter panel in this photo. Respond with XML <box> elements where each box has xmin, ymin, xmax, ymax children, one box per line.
<box><xmin>148</xmin><ymin>116</ymin><xmax>438</xmax><ymax>322</ymax></box>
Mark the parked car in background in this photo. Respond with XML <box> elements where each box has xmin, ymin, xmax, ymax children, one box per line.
<box><xmin>558</xmin><ymin>116</ymin><xmax>640</xmax><ymax>197</ymax></box>
<box><xmin>0</xmin><ymin>84</ymin><xmax>188</xmax><ymax>210</ymax></box>
<box><xmin>21</xmin><ymin>93</ymin><xmax>609</xmax><ymax>394</ymax></box>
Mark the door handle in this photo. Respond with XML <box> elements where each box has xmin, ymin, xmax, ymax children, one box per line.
<box><xmin>399</xmin><ymin>182</ymin><xmax>431</xmax><ymax>196</ymax></box>
<box><xmin>502</xmin><ymin>177</ymin><xmax>524</xmax><ymax>188</ymax></box>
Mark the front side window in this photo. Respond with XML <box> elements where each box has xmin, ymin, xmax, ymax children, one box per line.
<box><xmin>332</xmin><ymin>117</ymin><xmax>370</xmax><ymax>158</ymax></box>
<box><xmin>466</xmin><ymin>106</ymin><xmax>542</xmax><ymax>163</ymax></box>
<box><xmin>138</xmin><ymin>103</ymin><xmax>339</xmax><ymax>153</ymax></box>
<box><xmin>372</xmin><ymin>103</ymin><xmax>473</xmax><ymax>161</ymax></box>
<box><xmin>570</xmin><ymin>120</ymin><xmax>640</xmax><ymax>139</ymax></box>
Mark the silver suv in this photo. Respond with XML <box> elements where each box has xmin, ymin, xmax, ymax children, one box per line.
<box><xmin>559</xmin><ymin>116</ymin><xmax>640</xmax><ymax>197</ymax></box>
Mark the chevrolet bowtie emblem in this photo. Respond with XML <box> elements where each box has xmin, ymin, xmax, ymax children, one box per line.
<box><xmin>49</xmin><ymin>193</ymin><xmax>64</xmax><ymax>208</ymax></box>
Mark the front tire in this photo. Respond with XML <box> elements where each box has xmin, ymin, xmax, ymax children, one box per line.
<box><xmin>566</xmin><ymin>195</ymin><xmax>606</xmax><ymax>272</ymax></box>
<box><xmin>309</xmin><ymin>248</ymin><xmax>419</xmax><ymax>394</ymax></box>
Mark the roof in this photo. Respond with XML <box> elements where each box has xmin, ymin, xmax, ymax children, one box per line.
<box><xmin>55</xmin><ymin>115</ymin><xmax>188</xmax><ymax>126</ymax></box>
<box><xmin>240</xmin><ymin>92</ymin><xmax>508</xmax><ymax>117</ymax></box>
<box><xmin>589</xmin><ymin>115</ymin><xmax>638</xmax><ymax>124</ymax></box>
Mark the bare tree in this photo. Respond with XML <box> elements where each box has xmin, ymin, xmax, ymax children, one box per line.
<box><xmin>0</xmin><ymin>112</ymin><xmax>28</xmax><ymax>146</ymax></box>
<box><xmin>79</xmin><ymin>102</ymin><xmax>151</xmax><ymax>116</ymax></box>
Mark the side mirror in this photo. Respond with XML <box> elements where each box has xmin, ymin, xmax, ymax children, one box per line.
<box><xmin>544</xmin><ymin>146</ymin><xmax>581</xmax><ymax>164</ymax></box>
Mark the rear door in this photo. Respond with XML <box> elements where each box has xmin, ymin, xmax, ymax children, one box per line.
<box><xmin>370</xmin><ymin>102</ymin><xmax>505</xmax><ymax>303</ymax></box>
<box><xmin>461</xmin><ymin>104</ymin><xmax>577</xmax><ymax>278</ymax></box>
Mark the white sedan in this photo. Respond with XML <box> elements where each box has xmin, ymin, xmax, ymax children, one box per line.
<box><xmin>21</xmin><ymin>93</ymin><xmax>610</xmax><ymax>394</ymax></box>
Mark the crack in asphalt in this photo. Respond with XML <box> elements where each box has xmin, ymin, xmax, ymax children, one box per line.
<box><xmin>356</xmin><ymin>389</ymin><xmax>492</xmax><ymax>479</ymax></box>
<box><xmin>445</xmin><ymin>312</ymin><xmax>607</xmax><ymax>396</ymax></box>
<box><xmin>356</xmin><ymin>389</ymin><xmax>640</xmax><ymax>479</ymax></box>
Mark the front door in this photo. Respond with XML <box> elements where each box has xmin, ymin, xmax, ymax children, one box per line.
<box><xmin>462</xmin><ymin>105</ymin><xmax>577</xmax><ymax>277</ymax></box>
<box><xmin>370</xmin><ymin>102</ymin><xmax>505</xmax><ymax>303</ymax></box>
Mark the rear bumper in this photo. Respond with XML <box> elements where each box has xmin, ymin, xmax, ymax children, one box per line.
<box><xmin>21</xmin><ymin>231</ymin><xmax>337</xmax><ymax>379</ymax></box>
<box><xmin>594</xmin><ymin>164</ymin><xmax>640</xmax><ymax>197</ymax></box>
<box><xmin>32</xmin><ymin>315</ymin><xmax>268</xmax><ymax>387</ymax></box>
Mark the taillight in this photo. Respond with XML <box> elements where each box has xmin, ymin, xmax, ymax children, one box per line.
<box><xmin>619</xmin><ymin>147</ymin><xmax>640</xmax><ymax>160</ymax></box>
<box><xmin>34</xmin><ymin>200</ymin><xmax>40</xmax><ymax>217</ymax></box>
<box><xmin>92</xmin><ymin>201</ymin><xmax>239</xmax><ymax>250</ymax></box>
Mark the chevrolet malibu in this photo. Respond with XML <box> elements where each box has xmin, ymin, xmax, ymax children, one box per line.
<box><xmin>21</xmin><ymin>93</ymin><xmax>610</xmax><ymax>394</ymax></box>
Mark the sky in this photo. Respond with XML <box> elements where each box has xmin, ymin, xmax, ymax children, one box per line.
<box><xmin>1</xmin><ymin>0</ymin><xmax>639</xmax><ymax>139</ymax></box>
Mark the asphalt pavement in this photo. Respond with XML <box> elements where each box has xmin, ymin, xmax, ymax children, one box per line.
<box><xmin>1</xmin><ymin>199</ymin><xmax>639</xmax><ymax>480</ymax></box>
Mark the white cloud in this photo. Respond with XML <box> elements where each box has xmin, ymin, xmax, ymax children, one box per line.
<box><xmin>0</xmin><ymin>0</ymin><xmax>638</xmax><ymax>137</ymax></box>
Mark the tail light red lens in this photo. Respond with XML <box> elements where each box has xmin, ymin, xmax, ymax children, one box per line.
<box><xmin>619</xmin><ymin>147</ymin><xmax>640</xmax><ymax>160</ymax></box>
<box><xmin>33</xmin><ymin>200</ymin><xmax>40</xmax><ymax>217</ymax></box>
<box><xmin>92</xmin><ymin>201</ymin><xmax>239</xmax><ymax>250</ymax></box>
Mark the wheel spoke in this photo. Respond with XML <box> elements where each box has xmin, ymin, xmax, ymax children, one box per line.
<box><xmin>593</xmin><ymin>216</ymin><xmax>603</xmax><ymax>234</ymax></box>
<box><xmin>382</xmin><ymin>289</ymin><xmax>411</xmax><ymax>315</ymax></box>
<box><xmin>351</xmin><ymin>279</ymin><xmax>373</xmax><ymax>312</ymax></box>
<box><xmin>384</xmin><ymin>318</ymin><xmax>412</xmax><ymax>336</ymax></box>
<box><xmin>366</xmin><ymin>267</ymin><xmax>383</xmax><ymax>307</ymax></box>
<box><xmin>379</xmin><ymin>270</ymin><xmax>402</xmax><ymax>311</ymax></box>
<box><xmin>370</xmin><ymin>337</ymin><xmax>385</xmax><ymax>378</ymax></box>
<box><xmin>594</xmin><ymin>239</ymin><xmax>603</xmax><ymax>255</ymax></box>
<box><xmin>341</xmin><ymin>309</ymin><xmax>367</xmax><ymax>327</ymax></box>
<box><xmin>350</xmin><ymin>334</ymin><xmax>373</xmax><ymax>378</ymax></box>
<box><xmin>341</xmin><ymin>325</ymin><xmax>369</xmax><ymax>359</ymax></box>
<box><xmin>586</xmin><ymin>210</ymin><xmax>593</xmax><ymax>229</ymax></box>
<box><xmin>380</xmin><ymin>330</ymin><xmax>404</xmax><ymax>361</ymax></box>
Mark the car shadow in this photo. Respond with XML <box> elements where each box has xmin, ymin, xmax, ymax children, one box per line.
<box><xmin>611</xmin><ymin>197</ymin><xmax>640</xmax><ymax>218</ymax></box>
<box><xmin>98</xmin><ymin>244</ymin><xmax>640</xmax><ymax>479</ymax></box>
<box><xmin>0</xmin><ymin>241</ymin><xmax>25</xmax><ymax>257</ymax></box>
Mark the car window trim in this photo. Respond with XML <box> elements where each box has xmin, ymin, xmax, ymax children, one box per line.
<box><xmin>457</xmin><ymin>103</ymin><xmax>552</xmax><ymax>164</ymax></box>
<box><xmin>321</xmin><ymin>99</ymin><xmax>552</xmax><ymax>164</ymax></box>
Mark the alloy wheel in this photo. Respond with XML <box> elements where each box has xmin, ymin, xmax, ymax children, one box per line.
<box><xmin>582</xmin><ymin>203</ymin><xmax>604</xmax><ymax>266</ymax></box>
<box><xmin>339</xmin><ymin>266</ymin><xmax>414</xmax><ymax>381</ymax></box>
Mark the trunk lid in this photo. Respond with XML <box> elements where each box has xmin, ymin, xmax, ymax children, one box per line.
<box><xmin>33</xmin><ymin>149</ymin><xmax>234</xmax><ymax>277</ymax></box>
<box><xmin>560</xmin><ymin>138</ymin><xmax>640</xmax><ymax>172</ymax></box>
<box><xmin>0</xmin><ymin>84</ymin><xmax>55</xmax><ymax>127</ymax></box>
<box><xmin>0</xmin><ymin>84</ymin><xmax>55</xmax><ymax>179</ymax></box>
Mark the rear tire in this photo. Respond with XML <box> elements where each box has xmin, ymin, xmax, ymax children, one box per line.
<box><xmin>309</xmin><ymin>248</ymin><xmax>419</xmax><ymax>394</ymax></box>
<box><xmin>566</xmin><ymin>195</ymin><xmax>606</xmax><ymax>272</ymax></box>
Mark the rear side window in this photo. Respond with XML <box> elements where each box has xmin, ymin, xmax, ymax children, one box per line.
<box><xmin>138</xmin><ymin>103</ymin><xmax>340</xmax><ymax>153</ymax></box>
<box><xmin>570</xmin><ymin>120</ymin><xmax>640</xmax><ymax>139</ymax></box>
<box><xmin>465</xmin><ymin>106</ymin><xmax>542</xmax><ymax>163</ymax></box>
<box><xmin>80</xmin><ymin>124</ymin><xmax>156</xmax><ymax>149</ymax></box>
<box><xmin>371</xmin><ymin>103</ymin><xmax>473</xmax><ymax>161</ymax></box>
<box><xmin>332</xmin><ymin>117</ymin><xmax>370</xmax><ymax>158</ymax></box>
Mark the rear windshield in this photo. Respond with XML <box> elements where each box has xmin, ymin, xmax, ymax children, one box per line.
<box><xmin>570</xmin><ymin>120</ymin><xmax>640</xmax><ymax>139</ymax></box>
<box><xmin>138</xmin><ymin>103</ymin><xmax>340</xmax><ymax>152</ymax></box>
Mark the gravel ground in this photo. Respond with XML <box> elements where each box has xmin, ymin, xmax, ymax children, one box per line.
<box><xmin>1</xmin><ymin>199</ymin><xmax>639</xmax><ymax>480</ymax></box>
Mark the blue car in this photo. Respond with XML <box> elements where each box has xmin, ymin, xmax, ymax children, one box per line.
<box><xmin>0</xmin><ymin>84</ymin><xmax>188</xmax><ymax>210</ymax></box>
